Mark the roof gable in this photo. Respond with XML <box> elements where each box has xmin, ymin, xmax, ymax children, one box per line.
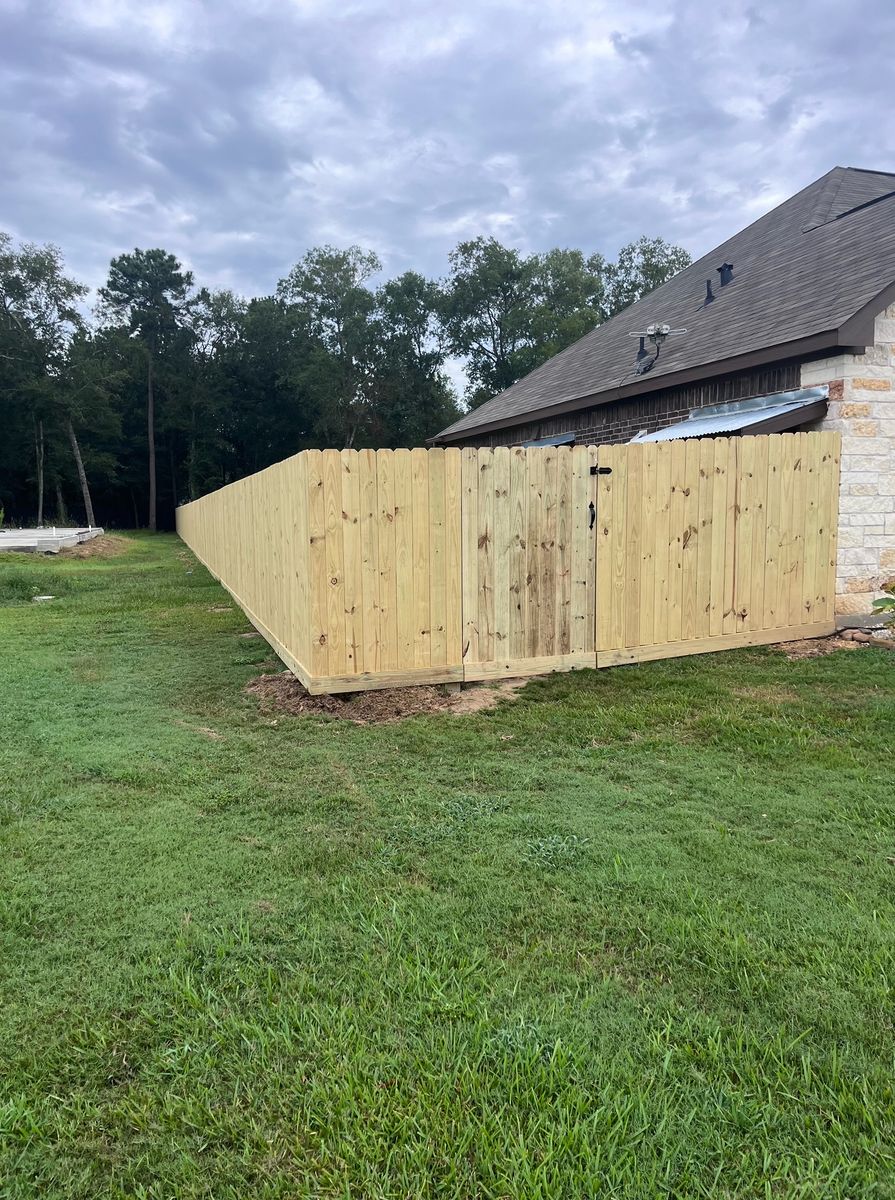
<box><xmin>437</xmin><ymin>167</ymin><xmax>895</xmax><ymax>442</ymax></box>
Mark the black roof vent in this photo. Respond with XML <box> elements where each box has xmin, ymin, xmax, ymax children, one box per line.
<box><xmin>635</xmin><ymin>335</ymin><xmax>648</xmax><ymax>360</ymax></box>
<box><xmin>704</xmin><ymin>279</ymin><xmax>715</xmax><ymax>304</ymax></box>
<box><xmin>717</xmin><ymin>262</ymin><xmax>733</xmax><ymax>286</ymax></box>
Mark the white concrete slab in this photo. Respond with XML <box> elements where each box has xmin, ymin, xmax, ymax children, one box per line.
<box><xmin>0</xmin><ymin>527</ymin><xmax>104</xmax><ymax>553</ymax></box>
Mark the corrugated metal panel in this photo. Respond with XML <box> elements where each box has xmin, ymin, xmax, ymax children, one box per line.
<box><xmin>521</xmin><ymin>431</ymin><xmax>576</xmax><ymax>447</ymax></box>
<box><xmin>630</xmin><ymin>388</ymin><xmax>828</xmax><ymax>443</ymax></box>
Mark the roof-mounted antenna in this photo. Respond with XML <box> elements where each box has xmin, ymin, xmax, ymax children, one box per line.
<box><xmin>636</xmin><ymin>335</ymin><xmax>648</xmax><ymax>360</ymax></box>
<box><xmin>628</xmin><ymin>323</ymin><xmax>687</xmax><ymax>374</ymax></box>
<box><xmin>717</xmin><ymin>262</ymin><xmax>733</xmax><ymax>286</ymax></box>
<box><xmin>628</xmin><ymin>323</ymin><xmax>687</xmax><ymax>352</ymax></box>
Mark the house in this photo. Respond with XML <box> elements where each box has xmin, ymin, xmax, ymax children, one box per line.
<box><xmin>432</xmin><ymin>167</ymin><xmax>895</xmax><ymax>615</ymax></box>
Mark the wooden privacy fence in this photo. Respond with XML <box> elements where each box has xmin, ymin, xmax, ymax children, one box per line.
<box><xmin>176</xmin><ymin>433</ymin><xmax>840</xmax><ymax>693</ymax></box>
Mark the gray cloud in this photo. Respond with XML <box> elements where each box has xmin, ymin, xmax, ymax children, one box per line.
<box><xmin>1</xmin><ymin>0</ymin><xmax>892</xmax><ymax>300</ymax></box>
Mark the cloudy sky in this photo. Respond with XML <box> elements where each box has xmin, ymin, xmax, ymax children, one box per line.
<box><xmin>1</xmin><ymin>0</ymin><xmax>892</xmax><ymax>299</ymax></box>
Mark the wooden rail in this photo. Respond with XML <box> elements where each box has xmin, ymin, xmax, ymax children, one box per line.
<box><xmin>176</xmin><ymin>434</ymin><xmax>840</xmax><ymax>693</ymax></box>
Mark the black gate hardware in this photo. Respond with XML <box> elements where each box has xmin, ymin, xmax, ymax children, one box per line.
<box><xmin>588</xmin><ymin>501</ymin><xmax>596</xmax><ymax>529</ymax></box>
<box><xmin>590</xmin><ymin>465</ymin><xmax>613</xmax><ymax>475</ymax></box>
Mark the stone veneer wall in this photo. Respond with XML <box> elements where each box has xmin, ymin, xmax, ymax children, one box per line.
<box><xmin>802</xmin><ymin>304</ymin><xmax>895</xmax><ymax>614</ymax></box>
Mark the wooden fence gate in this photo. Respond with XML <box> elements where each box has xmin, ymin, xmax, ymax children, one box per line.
<box><xmin>460</xmin><ymin>445</ymin><xmax>599</xmax><ymax>680</ymax></box>
<box><xmin>595</xmin><ymin>433</ymin><xmax>839</xmax><ymax>666</ymax></box>
<box><xmin>176</xmin><ymin>433</ymin><xmax>839</xmax><ymax>693</ymax></box>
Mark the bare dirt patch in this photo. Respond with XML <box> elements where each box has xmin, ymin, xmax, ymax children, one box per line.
<box><xmin>774</xmin><ymin>632</ymin><xmax>893</xmax><ymax>661</ymax></box>
<box><xmin>60</xmin><ymin>533</ymin><xmax>133</xmax><ymax>559</ymax></box>
<box><xmin>775</xmin><ymin>636</ymin><xmax>859</xmax><ymax>660</ymax></box>
<box><xmin>245</xmin><ymin>672</ymin><xmax>527</xmax><ymax>724</ymax></box>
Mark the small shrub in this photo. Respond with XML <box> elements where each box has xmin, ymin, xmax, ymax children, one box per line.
<box><xmin>872</xmin><ymin>577</ymin><xmax>895</xmax><ymax>630</ymax></box>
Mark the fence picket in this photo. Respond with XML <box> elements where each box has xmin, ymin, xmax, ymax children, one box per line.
<box><xmin>177</xmin><ymin>435</ymin><xmax>840</xmax><ymax>692</ymax></box>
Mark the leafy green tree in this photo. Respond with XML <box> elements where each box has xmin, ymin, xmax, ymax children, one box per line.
<box><xmin>208</xmin><ymin>295</ymin><xmax>326</xmax><ymax>478</ymax></box>
<box><xmin>175</xmin><ymin>288</ymin><xmax>243</xmax><ymax>499</ymax></box>
<box><xmin>370</xmin><ymin>271</ymin><xmax>459</xmax><ymax>445</ymax></box>
<box><xmin>528</xmin><ymin>248</ymin><xmax>607</xmax><ymax>363</ymax></box>
<box><xmin>601</xmin><ymin>236</ymin><xmax>691</xmax><ymax>319</ymax></box>
<box><xmin>440</xmin><ymin>235</ymin><xmax>691</xmax><ymax>408</ymax></box>
<box><xmin>58</xmin><ymin>331</ymin><xmax>125</xmax><ymax>525</ymax></box>
<box><xmin>278</xmin><ymin>246</ymin><xmax>380</xmax><ymax>446</ymax></box>
<box><xmin>0</xmin><ymin>233</ymin><xmax>87</xmax><ymax>524</ymax></box>
<box><xmin>438</xmin><ymin>237</ymin><xmax>539</xmax><ymax>408</ymax></box>
<box><xmin>99</xmin><ymin>249</ymin><xmax>195</xmax><ymax>530</ymax></box>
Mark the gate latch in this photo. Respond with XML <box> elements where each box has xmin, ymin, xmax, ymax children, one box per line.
<box><xmin>590</xmin><ymin>465</ymin><xmax>613</xmax><ymax>475</ymax></box>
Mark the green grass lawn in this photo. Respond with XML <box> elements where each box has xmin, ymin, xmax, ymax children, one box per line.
<box><xmin>1</xmin><ymin>534</ymin><xmax>894</xmax><ymax>1199</ymax></box>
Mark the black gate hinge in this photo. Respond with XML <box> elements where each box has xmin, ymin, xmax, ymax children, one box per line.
<box><xmin>590</xmin><ymin>465</ymin><xmax>613</xmax><ymax>475</ymax></box>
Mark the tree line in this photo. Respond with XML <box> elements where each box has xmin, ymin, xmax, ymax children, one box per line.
<box><xmin>0</xmin><ymin>232</ymin><xmax>690</xmax><ymax>530</ymax></box>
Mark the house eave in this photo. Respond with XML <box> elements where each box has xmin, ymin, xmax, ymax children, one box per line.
<box><xmin>432</xmin><ymin>327</ymin><xmax>858</xmax><ymax>445</ymax></box>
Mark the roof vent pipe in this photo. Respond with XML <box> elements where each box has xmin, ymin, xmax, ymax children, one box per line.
<box><xmin>717</xmin><ymin>262</ymin><xmax>733</xmax><ymax>286</ymax></box>
<box><xmin>635</xmin><ymin>336</ymin><xmax>647</xmax><ymax>360</ymax></box>
<box><xmin>705</xmin><ymin>280</ymin><xmax>715</xmax><ymax>304</ymax></box>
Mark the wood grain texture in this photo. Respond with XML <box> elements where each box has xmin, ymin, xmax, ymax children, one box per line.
<box><xmin>569</xmin><ymin>446</ymin><xmax>593</xmax><ymax>655</ymax></box>
<box><xmin>508</xmin><ymin>447</ymin><xmax>528</xmax><ymax>659</ymax></box>
<box><xmin>393</xmin><ymin>448</ymin><xmax>414</xmax><ymax>667</ymax></box>
<box><xmin>444</xmin><ymin>448</ymin><xmax>463</xmax><ymax>665</ymax></box>
<box><xmin>624</xmin><ymin>444</ymin><xmax>642</xmax><ymax>648</ymax></box>
<box><xmin>721</xmin><ymin>438</ymin><xmax>740</xmax><ymax>636</ymax></box>
<box><xmin>596</xmin><ymin>446</ymin><xmax>615</xmax><ymax>653</ymax></box>
<box><xmin>411</xmin><ymin>447</ymin><xmax>431</xmax><ymax>668</ymax></box>
<box><xmin>477</xmin><ymin>447</ymin><xmax>495</xmax><ymax>662</ymax></box>
<box><xmin>463</xmin><ymin>652</ymin><xmax>594</xmax><ymax>682</ymax></box>
<box><xmin>597</xmin><ymin>621</ymin><xmax>836</xmax><ymax>667</ymax></box>
<box><xmin>460</xmin><ymin>445</ymin><xmax>598</xmax><ymax>674</ymax></box>
<box><xmin>666</xmin><ymin>440</ymin><xmax>686</xmax><ymax>644</ymax></box>
<box><xmin>341</xmin><ymin>450</ymin><xmax>362</xmax><ymax>672</ymax></box>
<box><xmin>748</xmin><ymin>435</ymin><xmax>769</xmax><ymax>631</ymax></box>
<box><xmin>652</xmin><ymin>442</ymin><xmax>672</xmax><ymax>646</ymax></box>
<box><xmin>323</xmin><ymin>449</ymin><xmax>345</xmax><ymax>674</ymax></box>
<box><xmin>680</xmin><ymin>439</ymin><xmax>700</xmax><ymax>641</ymax></box>
<box><xmin>427</xmin><ymin>446</ymin><xmax>447</xmax><ymax>668</ymax></box>
<box><xmin>638</xmin><ymin>442</ymin><xmax>657</xmax><ymax>647</ymax></box>
<box><xmin>461</xmin><ymin>447</ymin><xmax>479</xmax><ymax>665</ymax></box>
<box><xmin>176</xmin><ymin>434</ymin><xmax>840</xmax><ymax>694</ymax></box>
<box><xmin>595</xmin><ymin>433</ymin><xmax>840</xmax><ymax>656</ymax></box>
<box><xmin>555</xmin><ymin>446</ymin><xmax>572</xmax><ymax>655</ymax></box>
<box><xmin>525</xmin><ymin>447</ymin><xmax>543</xmax><ymax>659</ymax></box>
<box><xmin>306</xmin><ymin>450</ymin><xmax>328</xmax><ymax>677</ymax></box>
<box><xmin>694</xmin><ymin>437</ymin><xmax>714</xmax><ymax>640</ymax></box>
<box><xmin>736</xmin><ymin>435</ymin><xmax>756</xmax><ymax>633</ymax></box>
<box><xmin>376</xmin><ymin>448</ymin><xmax>398</xmax><ymax>671</ymax></box>
<box><xmin>492</xmin><ymin>446</ymin><xmax>512</xmax><ymax>661</ymax></box>
<box><xmin>358</xmin><ymin>449</ymin><xmax>380</xmax><ymax>673</ymax></box>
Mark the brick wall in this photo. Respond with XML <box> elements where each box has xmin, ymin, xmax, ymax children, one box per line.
<box><xmin>452</xmin><ymin>364</ymin><xmax>802</xmax><ymax>448</ymax></box>
<box><xmin>801</xmin><ymin>305</ymin><xmax>895</xmax><ymax>615</ymax></box>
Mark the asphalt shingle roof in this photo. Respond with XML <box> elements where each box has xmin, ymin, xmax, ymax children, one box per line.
<box><xmin>435</xmin><ymin>167</ymin><xmax>895</xmax><ymax>442</ymax></box>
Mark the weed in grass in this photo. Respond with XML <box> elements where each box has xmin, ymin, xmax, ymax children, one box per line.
<box><xmin>521</xmin><ymin>833</ymin><xmax>591</xmax><ymax>869</ymax></box>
